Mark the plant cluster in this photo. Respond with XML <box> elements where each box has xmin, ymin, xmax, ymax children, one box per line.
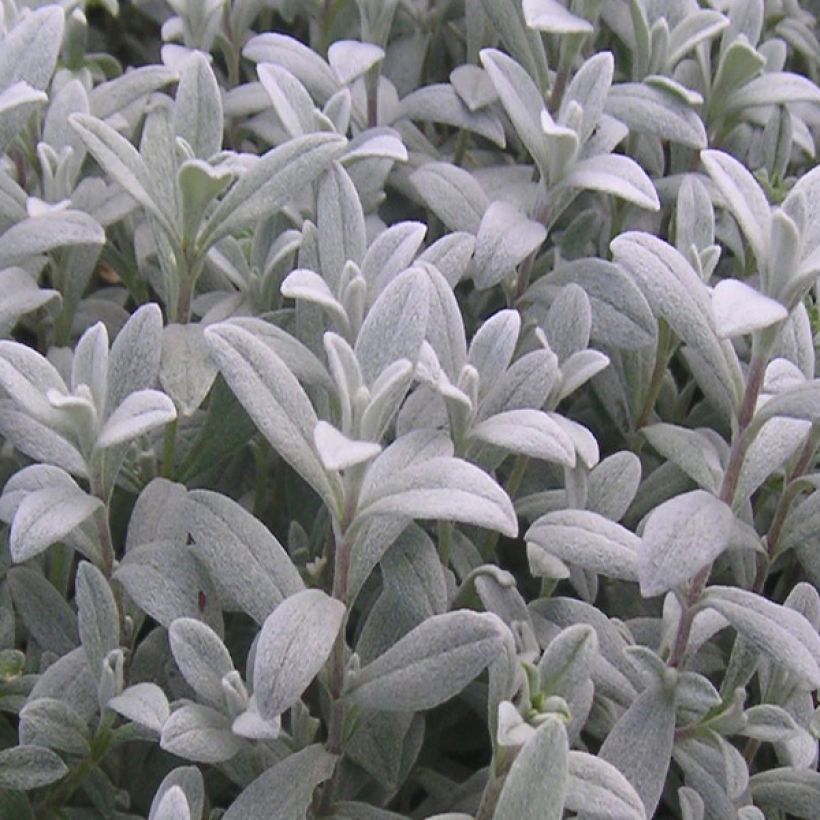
<box><xmin>0</xmin><ymin>0</ymin><xmax>819</xmax><ymax>818</ymax></box>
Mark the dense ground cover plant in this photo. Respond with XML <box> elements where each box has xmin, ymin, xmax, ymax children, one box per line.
<box><xmin>0</xmin><ymin>0</ymin><xmax>819</xmax><ymax>817</ymax></box>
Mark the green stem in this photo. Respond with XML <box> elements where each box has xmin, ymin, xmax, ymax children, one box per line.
<box><xmin>91</xmin><ymin>474</ymin><xmax>115</xmax><ymax>578</ymax></box>
<box><xmin>635</xmin><ymin>320</ymin><xmax>674</xmax><ymax>430</ymax></box>
<box><xmin>364</xmin><ymin>65</ymin><xmax>380</xmax><ymax>128</ymax></box>
<box><xmin>668</xmin><ymin>330</ymin><xmax>774</xmax><ymax>668</ymax></box>
<box><xmin>316</xmin><ymin>504</ymin><xmax>357</xmax><ymax>814</ymax></box>
<box><xmin>752</xmin><ymin>429</ymin><xmax>819</xmax><ymax>593</ymax></box>
<box><xmin>438</xmin><ymin>520</ymin><xmax>453</xmax><ymax>566</ymax></box>
<box><xmin>161</xmin><ymin>418</ymin><xmax>178</xmax><ymax>479</ymax></box>
<box><xmin>453</xmin><ymin>128</ymin><xmax>470</xmax><ymax>166</ymax></box>
<box><xmin>175</xmin><ymin>275</ymin><xmax>195</xmax><ymax>324</ymax></box>
<box><xmin>481</xmin><ymin>455</ymin><xmax>528</xmax><ymax>561</ymax></box>
<box><xmin>475</xmin><ymin>750</ymin><xmax>513</xmax><ymax>820</ymax></box>
<box><xmin>547</xmin><ymin>67</ymin><xmax>569</xmax><ymax>114</ymax></box>
<box><xmin>45</xmin><ymin>727</ymin><xmax>113</xmax><ymax>811</ymax></box>
<box><xmin>47</xmin><ymin>543</ymin><xmax>70</xmax><ymax>598</ymax></box>
<box><xmin>253</xmin><ymin>441</ymin><xmax>271</xmax><ymax>518</ymax></box>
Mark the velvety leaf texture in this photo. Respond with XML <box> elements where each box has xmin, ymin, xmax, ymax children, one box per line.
<box><xmin>3</xmin><ymin>6</ymin><xmax>820</xmax><ymax>820</ymax></box>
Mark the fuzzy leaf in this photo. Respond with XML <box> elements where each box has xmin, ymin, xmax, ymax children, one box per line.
<box><xmin>107</xmin><ymin>683</ymin><xmax>170</xmax><ymax>734</ymax></box>
<box><xmin>254</xmin><ymin>590</ymin><xmax>345</xmax><ymax>721</ymax></box>
<box><xmin>222</xmin><ymin>745</ymin><xmax>336</xmax><ymax>820</ymax></box>
<box><xmin>712</xmin><ymin>278</ymin><xmax>786</xmax><ymax>338</ymax></box>
<box><xmin>411</xmin><ymin>162</ymin><xmax>489</xmax><ymax>233</ymax></box>
<box><xmin>495</xmin><ymin>717</ymin><xmax>569</xmax><ymax>820</ymax></box>
<box><xmin>169</xmin><ymin>618</ymin><xmax>234</xmax><ymax>707</ymax></box>
<box><xmin>203</xmin><ymin>133</ymin><xmax>345</xmax><ymax>243</ymax></box>
<box><xmin>160</xmin><ymin>324</ymin><xmax>218</xmax><ymax>417</ymax></box>
<box><xmin>96</xmin><ymin>389</ymin><xmax>177</xmax><ymax>450</ymax></box>
<box><xmin>314</xmin><ymin>421</ymin><xmax>381</xmax><ymax>471</ymax></box>
<box><xmin>10</xmin><ymin>486</ymin><xmax>102</xmax><ymax>564</ymax></box>
<box><xmin>76</xmin><ymin>561</ymin><xmax>120</xmax><ymax>679</ymax></box>
<box><xmin>638</xmin><ymin>490</ymin><xmax>734</xmax><ymax>597</ymax></box>
<box><xmin>0</xmin><ymin>7</ymin><xmax>64</xmax><ymax>91</ymax></box>
<box><xmin>527</xmin><ymin>509</ymin><xmax>640</xmax><ymax>581</ymax></box>
<box><xmin>480</xmin><ymin>49</ymin><xmax>550</xmax><ymax>180</ymax></box>
<box><xmin>611</xmin><ymin>232</ymin><xmax>742</xmax><ymax>416</ymax></box>
<box><xmin>701</xmin><ymin>149</ymin><xmax>771</xmax><ymax>270</ymax></box>
<box><xmin>204</xmin><ymin>323</ymin><xmax>338</xmax><ymax>510</ymax></box>
<box><xmin>106</xmin><ymin>303</ymin><xmax>164</xmax><ymax>417</ymax></box>
<box><xmin>567</xmin><ymin>750</ymin><xmax>645</xmax><ymax>820</ymax></box>
<box><xmin>160</xmin><ymin>704</ymin><xmax>242</xmax><ymax>764</ymax></box>
<box><xmin>642</xmin><ymin>424</ymin><xmax>724</xmax><ymax>494</ymax></box>
<box><xmin>605</xmin><ymin>82</ymin><xmax>707</xmax><ymax>148</ymax></box>
<box><xmin>152</xmin><ymin>786</ymin><xmax>191</xmax><ymax>820</ymax></box>
<box><xmin>174</xmin><ymin>52</ymin><xmax>223</xmax><ymax>159</ymax></box>
<box><xmin>114</xmin><ymin>540</ymin><xmax>222</xmax><ymax>633</ymax></box>
<box><xmin>596</xmin><ymin>683</ymin><xmax>676</xmax><ymax>818</ymax></box>
<box><xmin>346</xmin><ymin>611</ymin><xmax>508</xmax><ymax>710</ymax></box>
<box><xmin>19</xmin><ymin>698</ymin><xmax>90</xmax><ymax>757</ymax></box>
<box><xmin>704</xmin><ymin>586</ymin><xmax>820</xmax><ymax>688</ymax></box>
<box><xmin>0</xmin><ymin>746</ymin><xmax>68</xmax><ymax>791</ymax></box>
<box><xmin>357</xmin><ymin>454</ymin><xmax>517</xmax><ymax>536</ymax></box>
<box><xmin>728</xmin><ymin>72</ymin><xmax>820</xmax><ymax>111</ymax></box>
<box><xmin>0</xmin><ymin>211</ymin><xmax>105</xmax><ymax>268</ymax></box>
<box><xmin>187</xmin><ymin>489</ymin><xmax>304</xmax><ymax>623</ymax></box>
<box><xmin>470</xmin><ymin>409</ymin><xmax>575</xmax><ymax>466</ymax></box>
<box><xmin>559</xmin><ymin>154</ymin><xmax>659</xmax><ymax>211</ymax></box>
<box><xmin>70</xmin><ymin>113</ymin><xmax>175</xmax><ymax>237</ymax></box>
<box><xmin>354</xmin><ymin>267</ymin><xmax>429</xmax><ymax>385</ymax></box>
<box><xmin>473</xmin><ymin>201</ymin><xmax>546</xmax><ymax>289</ymax></box>
<box><xmin>328</xmin><ymin>40</ymin><xmax>384</xmax><ymax>85</ymax></box>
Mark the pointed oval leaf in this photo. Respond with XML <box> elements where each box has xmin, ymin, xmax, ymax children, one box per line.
<box><xmin>76</xmin><ymin>561</ymin><xmax>120</xmax><ymax>679</ymax></box>
<box><xmin>596</xmin><ymin>684</ymin><xmax>676</xmax><ymax>818</ymax></box>
<box><xmin>187</xmin><ymin>489</ymin><xmax>304</xmax><ymax>624</ymax></box>
<box><xmin>567</xmin><ymin>750</ymin><xmax>645</xmax><ymax>820</ymax></box>
<box><xmin>96</xmin><ymin>389</ymin><xmax>176</xmax><ymax>450</ymax></box>
<box><xmin>346</xmin><ymin>610</ymin><xmax>508</xmax><ymax>711</ymax></box>
<box><xmin>314</xmin><ymin>421</ymin><xmax>381</xmax><ymax>471</ymax></box>
<box><xmin>470</xmin><ymin>408</ymin><xmax>576</xmax><ymax>466</ymax></box>
<box><xmin>704</xmin><ymin>586</ymin><xmax>820</xmax><ymax>688</ymax></box>
<box><xmin>254</xmin><ymin>589</ymin><xmax>345</xmax><ymax>721</ymax></box>
<box><xmin>480</xmin><ymin>49</ymin><xmax>550</xmax><ymax>180</ymax></box>
<box><xmin>354</xmin><ymin>267</ymin><xmax>430</xmax><ymax>385</ymax></box>
<box><xmin>160</xmin><ymin>703</ymin><xmax>242</xmax><ymax>764</ymax></box>
<box><xmin>169</xmin><ymin>618</ymin><xmax>234</xmax><ymax>707</ymax></box>
<box><xmin>638</xmin><ymin>490</ymin><xmax>734</xmax><ymax>597</ymax></box>
<box><xmin>559</xmin><ymin>154</ymin><xmax>660</xmax><ymax>211</ymax></box>
<box><xmin>10</xmin><ymin>486</ymin><xmax>102</xmax><ymax>564</ymax></box>
<box><xmin>174</xmin><ymin>52</ymin><xmax>223</xmax><ymax>159</ymax></box>
<box><xmin>106</xmin><ymin>303</ymin><xmax>164</xmax><ymax>417</ymax></box>
<box><xmin>203</xmin><ymin>133</ymin><xmax>345</xmax><ymax>244</ymax></box>
<box><xmin>152</xmin><ymin>786</ymin><xmax>191</xmax><ymax>820</ymax></box>
<box><xmin>19</xmin><ymin>698</ymin><xmax>91</xmax><ymax>757</ymax></box>
<box><xmin>222</xmin><ymin>744</ymin><xmax>336</xmax><ymax>820</ymax></box>
<box><xmin>712</xmin><ymin>279</ymin><xmax>789</xmax><ymax>339</ymax></box>
<box><xmin>473</xmin><ymin>201</ymin><xmax>546</xmax><ymax>289</ymax></box>
<box><xmin>358</xmin><ymin>455</ymin><xmax>517</xmax><ymax>536</ymax></box>
<box><xmin>204</xmin><ymin>323</ymin><xmax>337</xmax><ymax>510</ymax></box>
<box><xmin>107</xmin><ymin>683</ymin><xmax>171</xmax><ymax>734</ymax></box>
<box><xmin>495</xmin><ymin>717</ymin><xmax>569</xmax><ymax>820</ymax></box>
<box><xmin>410</xmin><ymin>162</ymin><xmax>489</xmax><ymax>233</ymax></box>
<box><xmin>527</xmin><ymin>509</ymin><xmax>640</xmax><ymax>581</ymax></box>
<box><xmin>0</xmin><ymin>211</ymin><xmax>105</xmax><ymax>268</ymax></box>
<box><xmin>523</xmin><ymin>0</ymin><xmax>593</xmax><ymax>33</ymax></box>
<box><xmin>701</xmin><ymin>149</ymin><xmax>771</xmax><ymax>270</ymax></box>
<box><xmin>0</xmin><ymin>746</ymin><xmax>68</xmax><ymax>791</ymax></box>
<box><xmin>70</xmin><ymin>114</ymin><xmax>175</xmax><ymax>237</ymax></box>
<box><xmin>160</xmin><ymin>323</ymin><xmax>219</xmax><ymax>417</ymax></box>
<box><xmin>605</xmin><ymin>82</ymin><xmax>707</xmax><ymax>149</ymax></box>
